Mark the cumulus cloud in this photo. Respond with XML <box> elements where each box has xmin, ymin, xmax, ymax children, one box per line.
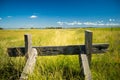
<box><xmin>65</xmin><ymin>21</ymin><xmax>82</xmax><ymax>25</ymax></box>
<box><xmin>109</xmin><ymin>19</ymin><xmax>115</xmax><ymax>22</ymax></box>
<box><xmin>83</xmin><ymin>22</ymin><xmax>119</xmax><ymax>26</ymax></box>
<box><xmin>109</xmin><ymin>19</ymin><xmax>112</xmax><ymax>22</ymax></box>
<box><xmin>7</xmin><ymin>16</ymin><xmax>12</xmax><ymax>18</ymax></box>
<box><xmin>77</xmin><ymin>22</ymin><xmax>82</xmax><ymax>25</ymax></box>
<box><xmin>97</xmin><ymin>20</ymin><xmax>103</xmax><ymax>23</ymax></box>
<box><xmin>57</xmin><ymin>21</ymin><xmax>64</xmax><ymax>25</ymax></box>
<box><xmin>57</xmin><ymin>21</ymin><xmax>82</xmax><ymax>25</ymax></box>
<box><xmin>0</xmin><ymin>17</ymin><xmax>2</xmax><ymax>20</ymax></box>
<box><xmin>83</xmin><ymin>22</ymin><xmax>104</xmax><ymax>26</ymax></box>
<box><xmin>106</xmin><ymin>23</ymin><xmax>119</xmax><ymax>26</ymax></box>
<box><xmin>57</xmin><ymin>21</ymin><xmax>120</xmax><ymax>26</ymax></box>
<box><xmin>83</xmin><ymin>22</ymin><xmax>97</xmax><ymax>26</ymax></box>
<box><xmin>30</xmin><ymin>15</ymin><xmax>37</xmax><ymax>18</ymax></box>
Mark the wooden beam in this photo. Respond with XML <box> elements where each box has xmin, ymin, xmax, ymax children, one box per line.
<box><xmin>8</xmin><ymin>43</ymin><xmax>109</xmax><ymax>57</ymax></box>
<box><xmin>20</xmin><ymin>48</ymin><xmax>38</xmax><ymax>80</ymax></box>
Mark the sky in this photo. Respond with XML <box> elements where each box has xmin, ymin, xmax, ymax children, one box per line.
<box><xmin>0</xmin><ymin>0</ymin><xmax>120</xmax><ymax>28</ymax></box>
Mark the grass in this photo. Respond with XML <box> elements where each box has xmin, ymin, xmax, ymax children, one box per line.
<box><xmin>0</xmin><ymin>27</ymin><xmax>120</xmax><ymax>80</ymax></box>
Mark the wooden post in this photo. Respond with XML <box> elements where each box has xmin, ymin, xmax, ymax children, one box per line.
<box><xmin>79</xmin><ymin>30</ymin><xmax>92</xmax><ymax>80</ymax></box>
<box><xmin>79</xmin><ymin>53</ymin><xmax>92</xmax><ymax>80</ymax></box>
<box><xmin>85</xmin><ymin>30</ymin><xmax>92</xmax><ymax>65</ymax></box>
<box><xmin>24</xmin><ymin>34</ymin><xmax>32</xmax><ymax>60</ymax></box>
<box><xmin>20</xmin><ymin>48</ymin><xmax>38</xmax><ymax>80</ymax></box>
<box><xmin>20</xmin><ymin>34</ymin><xmax>38</xmax><ymax>80</ymax></box>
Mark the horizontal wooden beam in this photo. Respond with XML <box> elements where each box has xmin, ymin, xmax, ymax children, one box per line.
<box><xmin>8</xmin><ymin>43</ymin><xmax>109</xmax><ymax>57</ymax></box>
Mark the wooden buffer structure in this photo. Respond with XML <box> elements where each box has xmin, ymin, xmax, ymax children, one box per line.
<box><xmin>7</xmin><ymin>30</ymin><xmax>109</xmax><ymax>80</ymax></box>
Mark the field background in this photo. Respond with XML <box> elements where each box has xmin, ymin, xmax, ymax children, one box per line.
<box><xmin>0</xmin><ymin>28</ymin><xmax>120</xmax><ymax>80</ymax></box>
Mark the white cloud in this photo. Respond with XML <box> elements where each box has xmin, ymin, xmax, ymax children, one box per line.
<box><xmin>57</xmin><ymin>21</ymin><xmax>82</xmax><ymax>25</ymax></box>
<box><xmin>0</xmin><ymin>17</ymin><xmax>2</xmax><ymax>20</ymax></box>
<box><xmin>57</xmin><ymin>20</ymin><xmax>120</xmax><ymax>26</ymax></box>
<box><xmin>109</xmin><ymin>19</ymin><xmax>115</xmax><ymax>22</ymax></box>
<box><xmin>30</xmin><ymin>15</ymin><xmax>37</xmax><ymax>18</ymax></box>
<box><xmin>77</xmin><ymin>22</ymin><xmax>82</xmax><ymax>25</ymax></box>
<box><xmin>97</xmin><ymin>20</ymin><xmax>103</xmax><ymax>23</ymax></box>
<box><xmin>65</xmin><ymin>21</ymin><xmax>82</xmax><ymax>25</ymax></box>
<box><xmin>57</xmin><ymin>21</ymin><xmax>64</xmax><ymax>25</ymax></box>
<box><xmin>97</xmin><ymin>23</ymin><xmax>105</xmax><ymax>26</ymax></box>
<box><xmin>65</xmin><ymin>22</ymin><xmax>75</xmax><ymax>25</ymax></box>
<box><xmin>83</xmin><ymin>22</ymin><xmax>119</xmax><ymax>26</ymax></box>
<box><xmin>105</xmin><ymin>23</ymin><xmax>119</xmax><ymax>26</ymax></box>
<box><xmin>7</xmin><ymin>16</ymin><xmax>12</xmax><ymax>18</ymax></box>
<box><xmin>109</xmin><ymin>19</ymin><xmax>112</xmax><ymax>22</ymax></box>
<box><xmin>83</xmin><ymin>22</ymin><xmax>98</xmax><ymax>26</ymax></box>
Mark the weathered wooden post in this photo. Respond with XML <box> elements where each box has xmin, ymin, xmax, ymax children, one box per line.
<box><xmin>79</xmin><ymin>30</ymin><xmax>92</xmax><ymax>80</ymax></box>
<box><xmin>85</xmin><ymin>30</ymin><xmax>92</xmax><ymax>65</ymax></box>
<box><xmin>24</xmin><ymin>34</ymin><xmax>32</xmax><ymax>60</ymax></box>
<box><xmin>20</xmin><ymin>34</ymin><xmax>38</xmax><ymax>80</ymax></box>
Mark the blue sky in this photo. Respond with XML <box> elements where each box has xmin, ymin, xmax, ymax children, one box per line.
<box><xmin>0</xmin><ymin>0</ymin><xmax>120</xmax><ymax>28</ymax></box>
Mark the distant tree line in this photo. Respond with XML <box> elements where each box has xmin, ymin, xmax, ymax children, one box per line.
<box><xmin>0</xmin><ymin>27</ymin><xmax>3</xmax><ymax>30</ymax></box>
<box><xmin>18</xmin><ymin>27</ymin><xmax>63</xmax><ymax>29</ymax></box>
<box><xmin>45</xmin><ymin>27</ymin><xmax>62</xmax><ymax>29</ymax></box>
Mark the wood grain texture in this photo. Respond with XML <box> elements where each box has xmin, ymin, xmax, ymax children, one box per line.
<box><xmin>85</xmin><ymin>30</ymin><xmax>92</xmax><ymax>65</ymax></box>
<box><xmin>80</xmin><ymin>54</ymin><xmax>92</xmax><ymax>80</ymax></box>
<box><xmin>20</xmin><ymin>48</ymin><xmax>37</xmax><ymax>80</ymax></box>
<box><xmin>24</xmin><ymin>34</ymin><xmax>32</xmax><ymax>59</ymax></box>
<box><xmin>8</xmin><ymin>43</ymin><xmax>109</xmax><ymax>57</ymax></box>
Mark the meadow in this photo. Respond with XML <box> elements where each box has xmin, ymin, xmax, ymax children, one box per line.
<box><xmin>0</xmin><ymin>27</ymin><xmax>120</xmax><ymax>80</ymax></box>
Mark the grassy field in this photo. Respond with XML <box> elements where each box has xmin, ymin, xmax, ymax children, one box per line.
<box><xmin>0</xmin><ymin>28</ymin><xmax>120</xmax><ymax>80</ymax></box>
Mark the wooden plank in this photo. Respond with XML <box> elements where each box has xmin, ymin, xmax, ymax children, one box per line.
<box><xmin>80</xmin><ymin>53</ymin><xmax>92</xmax><ymax>80</ymax></box>
<box><xmin>92</xmin><ymin>43</ymin><xmax>109</xmax><ymax>53</ymax></box>
<box><xmin>24</xmin><ymin>34</ymin><xmax>32</xmax><ymax>60</ymax></box>
<box><xmin>85</xmin><ymin>30</ymin><xmax>92</xmax><ymax>65</ymax></box>
<box><xmin>7</xmin><ymin>43</ymin><xmax>109</xmax><ymax>57</ymax></box>
<box><xmin>20</xmin><ymin>48</ymin><xmax>38</xmax><ymax>80</ymax></box>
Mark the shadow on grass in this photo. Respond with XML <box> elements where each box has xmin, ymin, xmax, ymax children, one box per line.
<box><xmin>63</xmin><ymin>66</ymin><xmax>84</xmax><ymax>80</ymax></box>
<box><xmin>0</xmin><ymin>62</ymin><xmax>22</xmax><ymax>80</ymax></box>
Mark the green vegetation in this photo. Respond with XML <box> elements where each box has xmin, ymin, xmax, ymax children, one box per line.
<box><xmin>0</xmin><ymin>28</ymin><xmax>120</xmax><ymax>80</ymax></box>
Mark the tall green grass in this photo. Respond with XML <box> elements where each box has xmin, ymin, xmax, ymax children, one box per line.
<box><xmin>0</xmin><ymin>28</ymin><xmax>120</xmax><ymax>80</ymax></box>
